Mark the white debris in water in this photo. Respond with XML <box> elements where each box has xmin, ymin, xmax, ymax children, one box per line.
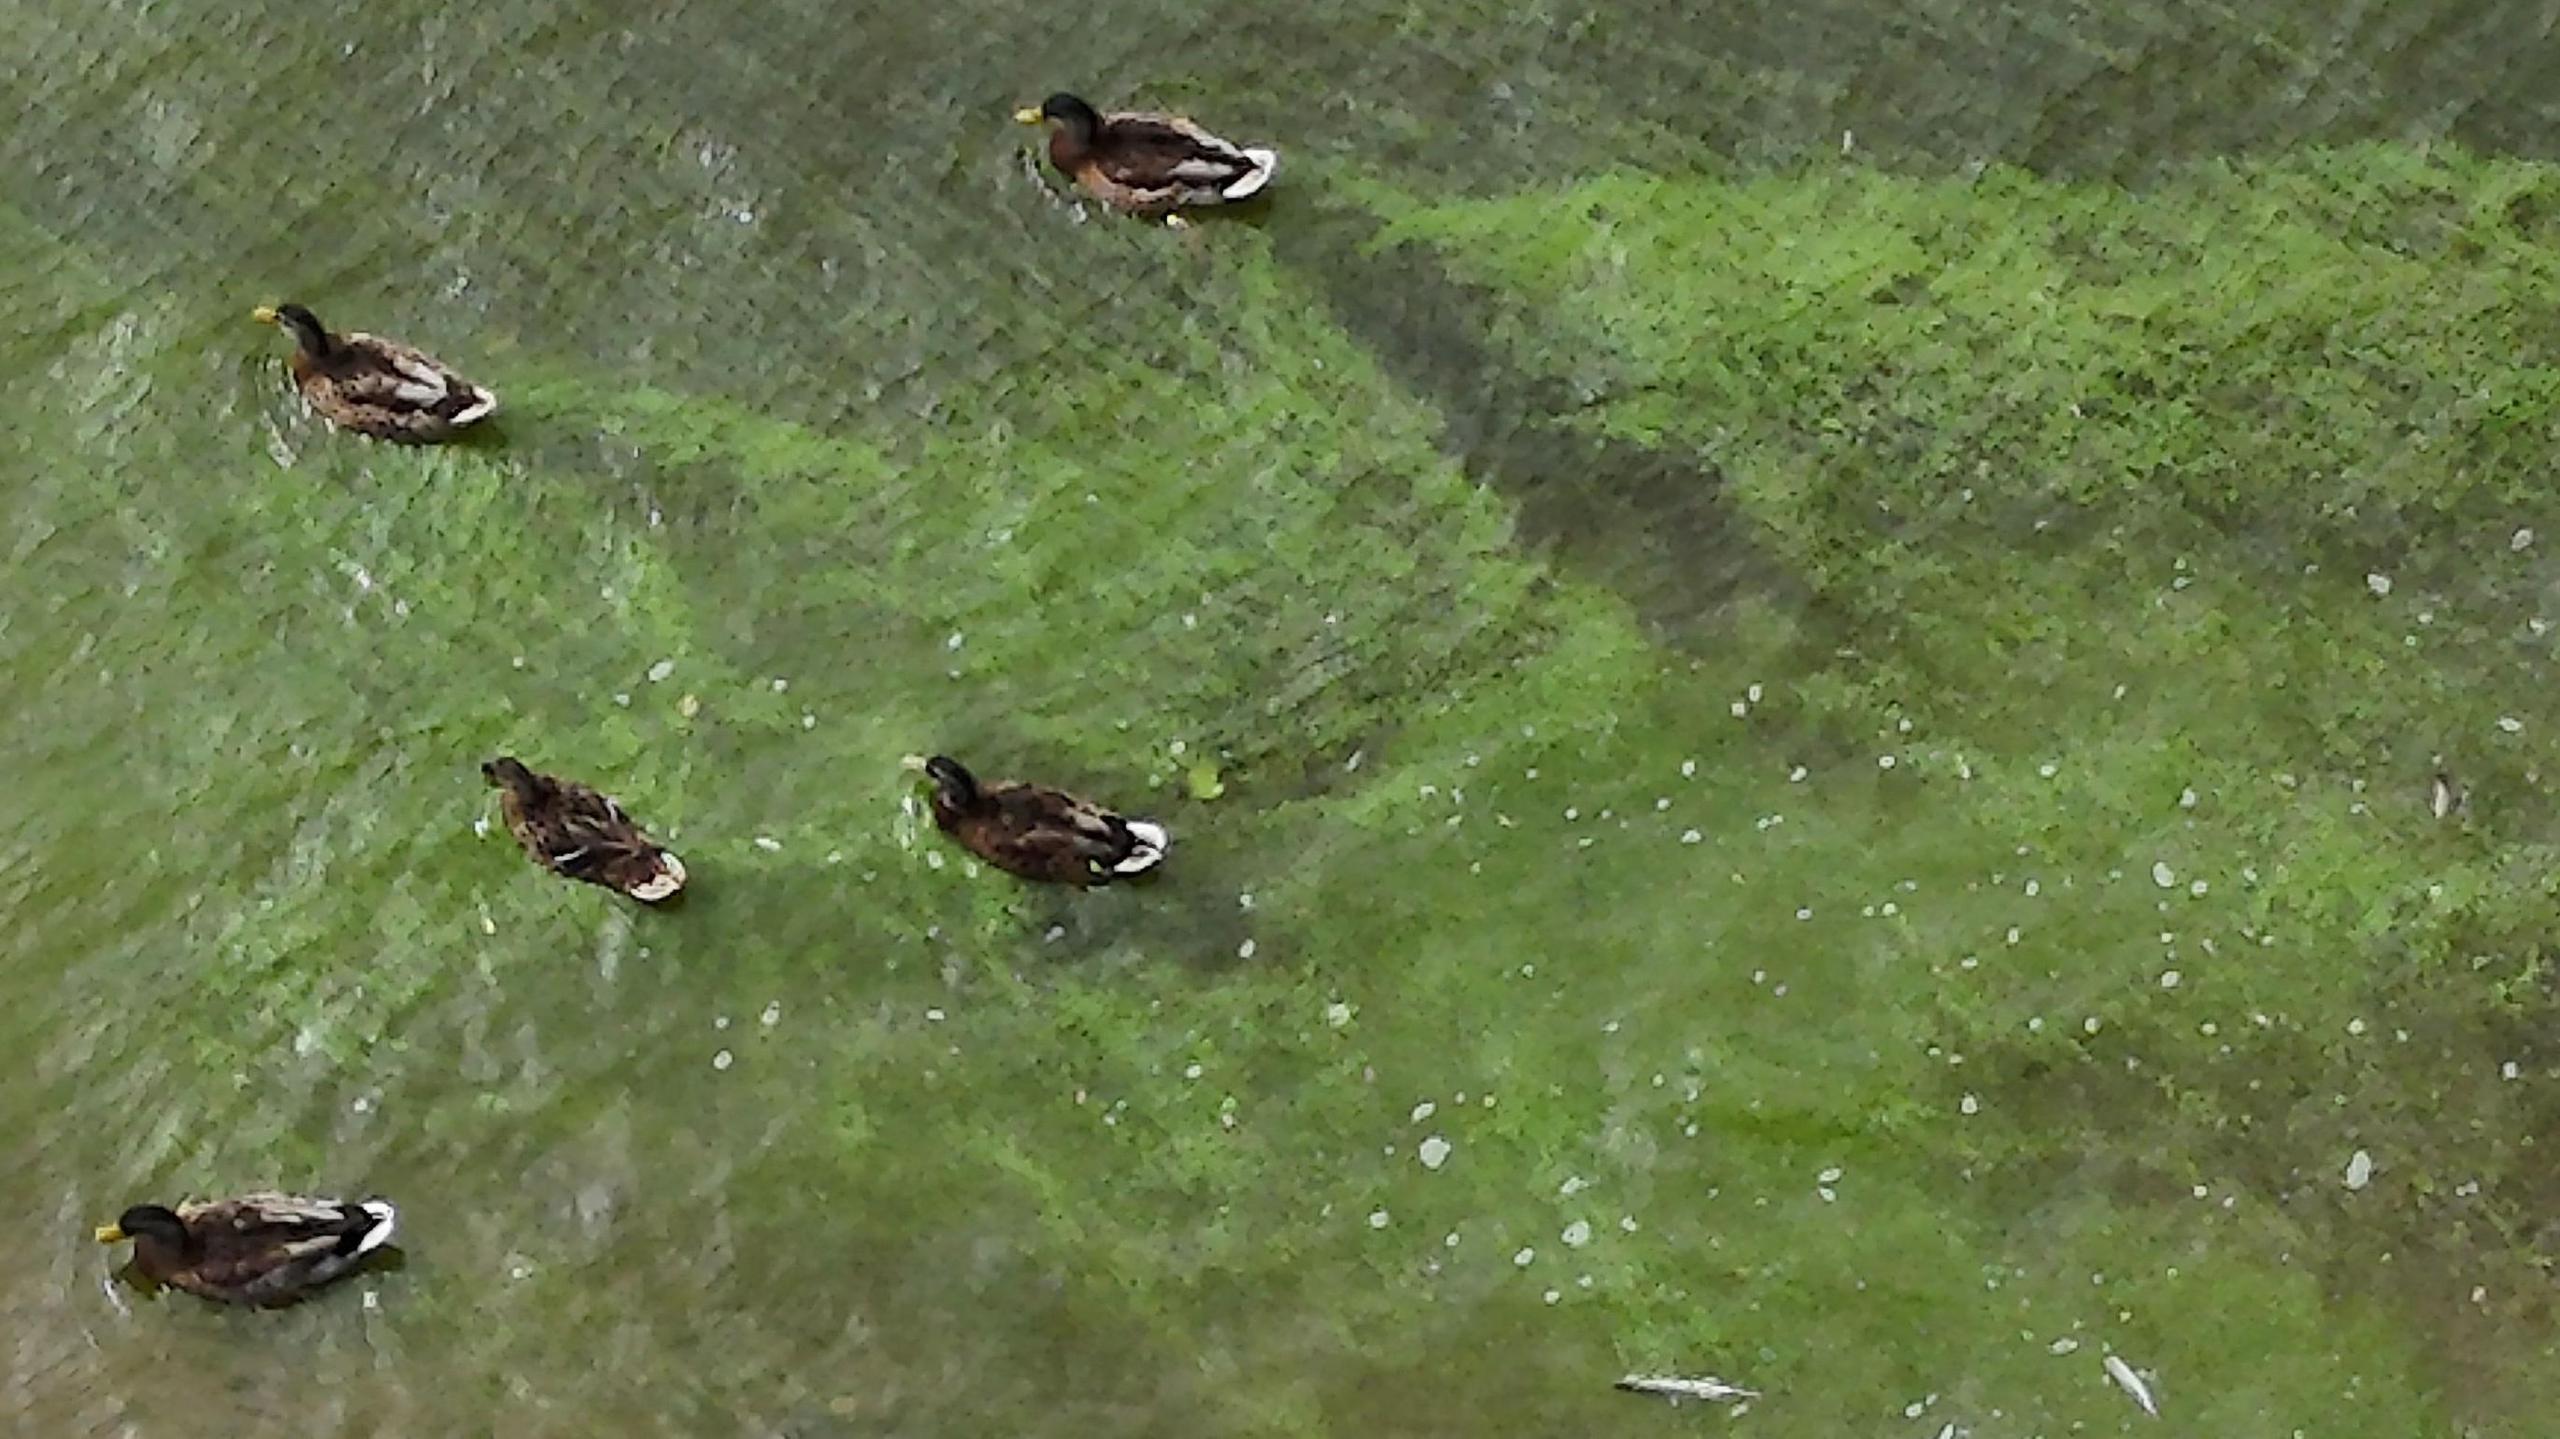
<box><xmin>1236</xmin><ymin>938</ymin><xmax>1257</xmax><ymax>960</ymax></box>
<box><xmin>2366</xmin><ymin>573</ymin><xmax>2393</xmax><ymax>597</ymax></box>
<box><xmin>1680</xmin><ymin>759</ymin><xmax>1697</xmax><ymax>778</ymax></box>
<box><xmin>1513</xmin><ymin>1247</ymin><xmax>1536</xmax><ymax>1267</ymax></box>
<box><xmin>754</xmin><ymin>835</ymin><xmax>782</xmax><ymax>852</ymax></box>
<box><xmin>771</xmin><ymin>677</ymin><xmax>789</xmax><ymax>692</ymax></box>
<box><xmin>2498</xmin><ymin>716</ymin><xmax>2524</xmax><ymax>733</ymax></box>
<box><xmin>1878</xmin><ymin>754</ymin><xmax>1897</xmax><ymax>769</ymax></box>
<box><xmin>2151</xmin><ymin>861</ymin><xmax>2176</xmax><ymax>888</ymax></box>
<box><xmin>2178</xmin><ymin>787</ymin><xmax>2198</xmax><ymax>809</ymax></box>
<box><xmin>1680</xmin><ymin>829</ymin><xmax>1703</xmax><ymax>844</ymax></box>
<box><xmin>2103</xmin><ymin>1353</ymin><xmax>2160</xmax><ymax>1418</ymax></box>
<box><xmin>1419</xmin><ymin>1136</ymin><xmax>1452</xmax><ymax>1170</ymax></box>
<box><xmin>647</xmin><ymin>659</ymin><xmax>676</xmax><ymax>682</ymax></box>
<box><xmin>1559</xmin><ymin>1175</ymin><xmax>1589</xmax><ymax>1196</ymax></box>
<box><xmin>2048</xmin><ymin>1336</ymin><xmax>2080</xmax><ymax>1355</ymax></box>
<box><xmin>1411</xmin><ymin>1101</ymin><xmax>1437</xmax><ymax>1122</ymax></box>
<box><xmin>1616</xmin><ymin>1374</ymin><xmax>1758</xmax><ymax>1404</ymax></box>
<box><xmin>1817</xmin><ymin>1166</ymin><xmax>1843</xmax><ymax>1184</ymax></box>
<box><xmin>2160</xmin><ymin>970</ymin><xmax>2181</xmax><ymax>989</ymax></box>
<box><xmin>925</xmin><ymin>1008</ymin><xmax>946</xmax><ymax>1022</ymax></box>
<box><xmin>2344</xmin><ymin>1149</ymin><xmax>2375</xmax><ymax>1190</ymax></box>
<box><xmin>1182</xmin><ymin>1063</ymin><xmax>1203</xmax><ymax>1080</ymax></box>
<box><xmin>2038</xmin><ymin>762</ymin><xmax>2058</xmax><ymax>778</ymax></box>
<box><xmin>711</xmin><ymin>1049</ymin><xmax>733</xmax><ymax>1071</ymax></box>
<box><xmin>2504</xmin><ymin>1061</ymin><xmax>2522</xmax><ymax>1080</ymax></box>
<box><xmin>1748</xmin><ymin>684</ymin><xmax>1763</xmax><ymax>703</ymax></box>
<box><xmin>1788</xmin><ymin>765</ymin><xmax>1807</xmax><ymax>782</ymax></box>
<box><xmin>1561</xmin><ymin>1219</ymin><xmax>1593</xmax><ymax>1248</ymax></box>
<box><xmin>1960</xmin><ymin>1093</ymin><xmax>1979</xmax><ymax>1115</ymax></box>
<box><xmin>1730</xmin><ymin>700</ymin><xmax>1748</xmax><ymax>718</ymax></box>
<box><xmin>1368</xmin><ymin>1209</ymin><xmax>1391</xmax><ymax>1229</ymax></box>
<box><xmin>1324</xmin><ymin>1001</ymin><xmax>1354</xmax><ymax>1028</ymax></box>
<box><xmin>2513</xmin><ymin>527</ymin><xmax>2536</xmax><ymax>551</ymax></box>
<box><xmin>760</xmin><ymin>1001</ymin><xmax>782</xmax><ymax>1027</ymax></box>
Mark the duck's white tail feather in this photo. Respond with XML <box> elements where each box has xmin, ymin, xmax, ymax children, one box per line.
<box><xmin>355</xmin><ymin>1200</ymin><xmax>399</xmax><ymax>1255</ymax></box>
<box><xmin>629</xmin><ymin>852</ymin><xmax>687</xmax><ymax>902</ymax></box>
<box><xmin>1113</xmin><ymin>819</ymin><xmax>1171</xmax><ymax>874</ymax></box>
<box><xmin>450</xmin><ymin>388</ymin><xmax>500</xmax><ymax>427</ymax></box>
<box><xmin>1223</xmin><ymin>149</ymin><xmax>1280</xmax><ymax>200</ymax></box>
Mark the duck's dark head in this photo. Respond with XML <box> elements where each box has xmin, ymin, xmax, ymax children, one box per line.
<box><xmin>97</xmin><ymin>1204</ymin><xmax>190</xmax><ymax>1250</ymax></box>
<box><xmin>1015</xmin><ymin>93</ymin><xmax>1101</xmax><ymax>142</ymax></box>
<box><xmin>482</xmin><ymin>756</ymin><xmax>541</xmax><ymax>796</ymax></box>
<box><xmin>252</xmin><ymin>303</ymin><xmax>333</xmax><ymax>357</ymax></box>
<box><xmin>902</xmin><ymin>753</ymin><xmax>980</xmax><ymax>809</ymax></box>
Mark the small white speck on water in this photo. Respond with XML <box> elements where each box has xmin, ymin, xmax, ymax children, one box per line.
<box><xmin>925</xmin><ymin>1008</ymin><xmax>947</xmax><ymax>1022</ymax></box>
<box><xmin>1237</xmin><ymin>938</ymin><xmax>1257</xmax><ymax>960</ymax></box>
<box><xmin>2504</xmin><ymin>1061</ymin><xmax>2522</xmax><ymax>1080</ymax></box>
<box><xmin>1730</xmin><ymin>700</ymin><xmax>1748</xmax><ymax>718</ymax></box>
<box><xmin>471</xmin><ymin>815</ymin><xmax>491</xmax><ymax>839</ymax></box>
<box><xmin>1443</xmin><ymin>1231</ymin><xmax>1461</xmax><ymax>1248</ymax></box>
<box><xmin>711</xmin><ymin>1049</ymin><xmax>733</xmax><ymax>1071</ymax></box>
<box><xmin>2347</xmin><ymin>1017</ymin><xmax>2368</xmax><ymax>1036</ymax></box>
<box><xmin>2006</xmin><ymin>926</ymin><xmax>2023</xmax><ymax>945</ymax></box>
<box><xmin>1788</xmin><ymin>765</ymin><xmax>1807</xmax><ymax>783</ymax></box>
<box><xmin>2367</xmin><ymin>572</ymin><xmax>2393</xmax><ymax>597</ymax></box>
<box><xmin>754</xmin><ymin>835</ymin><xmax>782</xmax><ymax>852</ymax></box>
<box><xmin>1680</xmin><ymin>828</ymin><xmax>1703</xmax><ymax>844</ymax></box>
<box><xmin>679</xmin><ymin>693</ymin><xmax>702</xmax><ymax>718</ymax></box>
<box><xmin>1680</xmin><ymin>759</ymin><xmax>1697</xmax><ymax>778</ymax></box>
<box><xmin>715</xmin><ymin>1015</ymin><xmax>731</xmax><ymax>1031</ymax></box>
<box><xmin>770</xmin><ymin>677</ymin><xmax>789</xmax><ymax>692</ymax></box>
<box><xmin>2345</xmin><ymin>1150</ymin><xmax>2376</xmax><ymax>1189</ymax></box>
<box><xmin>1542</xmin><ymin>1289</ymin><xmax>1562</xmax><ymax>1305</ymax></box>
<box><xmin>760</xmin><ymin>1002</ymin><xmax>782</xmax><ymax>1027</ymax></box>
<box><xmin>510</xmin><ymin>1264</ymin><xmax>532</xmax><ymax>1281</ymax></box>
<box><xmin>1324</xmin><ymin>1001</ymin><xmax>1354</xmax><ymax>1028</ymax></box>
<box><xmin>1747</xmin><ymin>683</ymin><xmax>1764</xmax><ymax>703</ymax></box>
<box><xmin>925</xmin><ymin>851</ymin><xmax>945</xmax><ymax>870</ymax></box>
<box><xmin>1561</xmin><ymin>1219</ymin><xmax>1593</xmax><ymax>1247</ymax></box>
<box><xmin>2028</xmin><ymin>1016</ymin><xmax>2045</xmax><ymax>1033</ymax></box>
<box><xmin>1654</xmin><ymin>796</ymin><xmax>1671</xmax><ymax>811</ymax></box>
<box><xmin>1559</xmin><ymin>1175</ymin><xmax>1589</xmax><ymax>1196</ymax></box>
<box><xmin>362</xmin><ymin>1290</ymin><xmax>379</xmax><ymax>1310</ymax></box>
<box><xmin>2179</xmin><ymin>787</ymin><xmax>2199</xmax><ymax>809</ymax></box>
<box><xmin>801</xmin><ymin>712</ymin><xmax>816</xmax><ymax>729</ymax></box>
<box><xmin>2038</xmin><ymin>762</ymin><xmax>2058</xmax><ymax>778</ymax></box>
<box><xmin>1419</xmin><ymin>1135</ymin><xmax>1452</xmax><ymax>1170</ymax></box>
<box><xmin>1183</xmin><ymin>1063</ymin><xmax>1203</xmax><ymax>1080</ymax></box>
<box><xmin>2049</xmin><ymin>1336</ymin><xmax>2080</xmax><ymax>1356</ymax></box>
<box><xmin>511</xmin><ymin>655</ymin><xmax>526</xmax><ymax>669</ymax></box>
<box><xmin>2151</xmin><ymin>861</ymin><xmax>2176</xmax><ymax>888</ymax></box>
<box><xmin>2513</xmin><ymin>527</ymin><xmax>2536</xmax><ymax>551</ymax></box>
<box><xmin>1411</xmin><ymin>1101</ymin><xmax>1437</xmax><ymax>1122</ymax></box>
<box><xmin>2498</xmin><ymin>716</ymin><xmax>2524</xmax><ymax>733</ymax></box>
<box><xmin>1818</xmin><ymin>1166</ymin><xmax>1843</xmax><ymax>1184</ymax></box>
<box><xmin>2024</xmin><ymin>878</ymin><xmax>2040</xmax><ymax>897</ymax></box>
<box><xmin>1960</xmin><ymin>1093</ymin><xmax>1980</xmax><ymax>1115</ymax></box>
<box><xmin>2160</xmin><ymin>970</ymin><xmax>2182</xmax><ymax>989</ymax></box>
<box><xmin>612</xmin><ymin>692</ymin><xmax>631</xmax><ymax>707</ymax></box>
<box><xmin>2189</xmin><ymin>879</ymin><xmax>2208</xmax><ymax>897</ymax></box>
<box><xmin>646</xmin><ymin>658</ymin><xmax>676</xmax><ymax>682</ymax></box>
<box><xmin>1513</xmin><ymin>1247</ymin><xmax>1536</xmax><ymax>1267</ymax></box>
<box><xmin>1796</xmin><ymin>907</ymin><xmax>1812</xmax><ymax>920</ymax></box>
<box><xmin>2083</xmin><ymin>1016</ymin><xmax>2102</xmax><ymax>1034</ymax></box>
<box><xmin>351</xmin><ymin>1096</ymin><xmax>373</xmax><ymax>1114</ymax></box>
<box><xmin>1878</xmin><ymin>754</ymin><xmax>1897</xmax><ymax>769</ymax></box>
<box><xmin>1368</xmin><ymin>1209</ymin><xmax>1391</xmax><ymax>1230</ymax></box>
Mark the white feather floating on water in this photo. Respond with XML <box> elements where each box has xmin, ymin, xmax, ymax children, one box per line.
<box><xmin>2103</xmin><ymin>1353</ymin><xmax>2159</xmax><ymax>1418</ymax></box>
<box><xmin>1615</xmin><ymin>1374</ymin><xmax>1758</xmax><ymax>1404</ymax></box>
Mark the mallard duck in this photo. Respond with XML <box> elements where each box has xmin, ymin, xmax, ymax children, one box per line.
<box><xmin>1013</xmin><ymin>93</ymin><xmax>1277</xmax><ymax>225</ymax></box>
<box><xmin>484</xmin><ymin>756</ymin><xmax>688</xmax><ymax>902</ymax></box>
<box><xmin>252</xmin><ymin>303</ymin><xmax>498</xmax><ymax>442</ymax></box>
<box><xmin>903</xmin><ymin>754</ymin><xmax>1168</xmax><ymax>885</ymax></box>
<box><xmin>95</xmin><ymin>1193</ymin><xmax>397</xmax><ymax>1307</ymax></box>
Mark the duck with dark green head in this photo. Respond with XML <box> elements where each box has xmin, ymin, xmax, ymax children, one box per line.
<box><xmin>96</xmin><ymin>1193</ymin><xmax>397</xmax><ymax>1307</ymax></box>
<box><xmin>1012</xmin><ymin>92</ymin><xmax>1278</xmax><ymax>225</ymax></box>
<box><xmin>253</xmin><ymin>301</ymin><xmax>497</xmax><ymax>442</ymax></box>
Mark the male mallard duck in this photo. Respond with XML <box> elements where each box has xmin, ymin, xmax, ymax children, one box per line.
<box><xmin>903</xmin><ymin>754</ymin><xmax>1168</xmax><ymax>885</ymax></box>
<box><xmin>95</xmin><ymin>1194</ymin><xmax>397</xmax><ymax>1307</ymax></box>
<box><xmin>484</xmin><ymin>756</ymin><xmax>688</xmax><ymax>902</ymax></box>
<box><xmin>1013</xmin><ymin>93</ymin><xmax>1277</xmax><ymax>225</ymax></box>
<box><xmin>252</xmin><ymin>302</ymin><xmax>498</xmax><ymax>442</ymax></box>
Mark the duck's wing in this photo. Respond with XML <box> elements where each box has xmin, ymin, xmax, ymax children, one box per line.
<box><xmin>326</xmin><ymin>334</ymin><xmax>499</xmax><ymax>429</ymax></box>
<box><xmin>179</xmin><ymin>1195</ymin><xmax>390</xmax><ymax>1300</ymax></box>
<box><xmin>1093</xmin><ymin>112</ymin><xmax>1264</xmax><ymax>191</ymax></box>
<box><xmin>543</xmin><ymin>784</ymin><xmax>676</xmax><ymax>891</ymax></box>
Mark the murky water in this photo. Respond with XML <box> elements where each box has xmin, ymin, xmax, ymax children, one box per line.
<box><xmin>5</xmin><ymin>2</ymin><xmax>2558</xmax><ymax>1435</ymax></box>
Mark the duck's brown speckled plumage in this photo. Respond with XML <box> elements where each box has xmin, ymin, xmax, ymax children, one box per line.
<box><xmin>907</xmin><ymin>754</ymin><xmax>1169</xmax><ymax>886</ymax></box>
<box><xmin>1017</xmin><ymin>93</ymin><xmax>1278</xmax><ymax>220</ymax></box>
<box><xmin>484</xmin><ymin>757</ymin><xmax>687</xmax><ymax>902</ymax></box>
<box><xmin>96</xmin><ymin>1193</ymin><xmax>397</xmax><ymax>1307</ymax></box>
<box><xmin>256</xmin><ymin>303</ymin><xmax>497</xmax><ymax>443</ymax></box>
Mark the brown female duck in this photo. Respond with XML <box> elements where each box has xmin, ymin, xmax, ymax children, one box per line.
<box><xmin>484</xmin><ymin>756</ymin><xmax>688</xmax><ymax>902</ymax></box>
<box><xmin>95</xmin><ymin>1193</ymin><xmax>397</xmax><ymax>1307</ymax></box>
<box><xmin>904</xmin><ymin>754</ymin><xmax>1168</xmax><ymax>885</ymax></box>
<box><xmin>1013</xmin><ymin>93</ymin><xmax>1277</xmax><ymax>225</ymax></box>
<box><xmin>253</xmin><ymin>302</ymin><xmax>498</xmax><ymax>442</ymax></box>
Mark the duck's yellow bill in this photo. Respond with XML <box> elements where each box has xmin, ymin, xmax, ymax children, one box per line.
<box><xmin>250</xmin><ymin>306</ymin><xmax>279</xmax><ymax>324</ymax></box>
<box><xmin>1011</xmin><ymin>107</ymin><xmax>1043</xmax><ymax>125</ymax></box>
<box><xmin>94</xmin><ymin>1224</ymin><xmax>126</xmax><ymax>1244</ymax></box>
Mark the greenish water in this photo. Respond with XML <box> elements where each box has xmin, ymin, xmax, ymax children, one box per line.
<box><xmin>5</xmin><ymin>2</ymin><xmax>2558</xmax><ymax>1434</ymax></box>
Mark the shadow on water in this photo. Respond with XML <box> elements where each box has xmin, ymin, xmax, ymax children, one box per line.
<box><xmin>1267</xmin><ymin>201</ymin><xmax>1828</xmax><ymax>653</ymax></box>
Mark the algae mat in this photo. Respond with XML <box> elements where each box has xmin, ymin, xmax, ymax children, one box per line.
<box><xmin>4</xmin><ymin>2</ymin><xmax>2558</xmax><ymax>1434</ymax></box>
